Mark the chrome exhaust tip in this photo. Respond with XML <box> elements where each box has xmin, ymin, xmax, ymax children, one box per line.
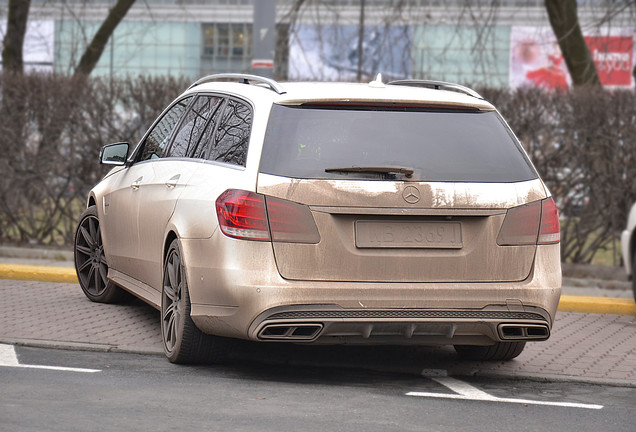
<box><xmin>258</xmin><ymin>323</ymin><xmax>323</xmax><ymax>341</ymax></box>
<box><xmin>498</xmin><ymin>324</ymin><xmax>549</xmax><ymax>340</ymax></box>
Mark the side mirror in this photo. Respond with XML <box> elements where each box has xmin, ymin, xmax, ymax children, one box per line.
<box><xmin>100</xmin><ymin>142</ymin><xmax>129</xmax><ymax>166</ymax></box>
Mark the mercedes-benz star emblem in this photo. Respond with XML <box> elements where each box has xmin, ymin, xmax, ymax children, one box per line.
<box><xmin>402</xmin><ymin>185</ymin><xmax>420</xmax><ymax>204</ymax></box>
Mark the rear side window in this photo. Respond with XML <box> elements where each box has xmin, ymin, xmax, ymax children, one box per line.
<box><xmin>259</xmin><ymin>105</ymin><xmax>538</xmax><ymax>183</ymax></box>
<box><xmin>208</xmin><ymin>99</ymin><xmax>252</xmax><ymax>167</ymax></box>
<box><xmin>166</xmin><ymin>95</ymin><xmax>222</xmax><ymax>158</ymax></box>
<box><xmin>138</xmin><ymin>96</ymin><xmax>193</xmax><ymax>161</ymax></box>
<box><xmin>191</xmin><ymin>98</ymin><xmax>224</xmax><ymax>159</ymax></box>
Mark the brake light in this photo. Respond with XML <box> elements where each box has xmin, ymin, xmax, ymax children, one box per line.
<box><xmin>497</xmin><ymin>197</ymin><xmax>560</xmax><ymax>246</ymax></box>
<box><xmin>265</xmin><ymin>196</ymin><xmax>321</xmax><ymax>243</ymax></box>
<box><xmin>216</xmin><ymin>190</ymin><xmax>270</xmax><ymax>240</ymax></box>
<box><xmin>538</xmin><ymin>198</ymin><xmax>560</xmax><ymax>244</ymax></box>
<box><xmin>215</xmin><ymin>189</ymin><xmax>320</xmax><ymax>243</ymax></box>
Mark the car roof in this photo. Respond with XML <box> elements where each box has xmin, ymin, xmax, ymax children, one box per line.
<box><xmin>275</xmin><ymin>82</ymin><xmax>494</xmax><ymax>110</ymax></box>
<box><xmin>184</xmin><ymin>75</ymin><xmax>495</xmax><ymax>112</ymax></box>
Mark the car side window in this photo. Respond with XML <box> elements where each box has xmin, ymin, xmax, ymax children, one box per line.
<box><xmin>207</xmin><ymin>99</ymin><xmax>252</xmax><ymax>167</ymax></box>
<box><xmin>191</xmin><ymin>99</ymin><xmax>224</xmax><ymax>159</ymax></box>
<box><xmin>138</xmin><ymin>96</ymin><xmax>193</xmax><ymax>162</ymax></box>
<box><xmin>166</xmin><ymin>95</ymin><xmax>223</xmax><ymax>159</ymax></box>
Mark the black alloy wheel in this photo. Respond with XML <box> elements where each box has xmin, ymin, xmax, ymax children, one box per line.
<box><xmin>74</xmin><ymin>206</ymin><xmax>127</xmax><ymax>303</ymax></box>
<box><xmin>162</xmin><ymin>240</ymin><xmax>186</xmax><ymax>359</ymax></box>
<box><xmin>161</xmin><ymin>238</ymin><xmax>232</xmax><ymax>364</ymax></box>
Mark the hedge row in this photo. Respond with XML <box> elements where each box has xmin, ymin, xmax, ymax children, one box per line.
<box><xmin>481</xmin><ymin>87</ymin><xmax>636</xmax><ymax>264</ymax></box>
<box><xmin>0</xmin><ymin>73</ymin><xmax>634</xmax><ymax>264</ymax></box>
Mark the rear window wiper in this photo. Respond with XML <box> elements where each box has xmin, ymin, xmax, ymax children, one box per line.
<box><xmin>325</xmin><ymin>166</ymin><xmax>414</xmax><ymax>178</ymax></box>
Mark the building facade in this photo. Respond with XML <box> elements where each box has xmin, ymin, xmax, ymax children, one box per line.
<box><xmin>1</xmin><ymin>0</ymin><xmax>634</xmax><ymax>88</ymax></box>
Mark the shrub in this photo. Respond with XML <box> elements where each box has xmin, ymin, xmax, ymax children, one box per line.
<box><xmin>483</xmin><ymin>87</ymin><xmax>636</xmax><ymax>264</ymax></box>
<box><xmin>0</xmin><ymin>73</ymin><xmax>190</xmax><ymax>245</ymax></box>
<box><xmin>0</xmin><ymin>73</ymin><xmax>634</xmax><ymax>265</ymax></box>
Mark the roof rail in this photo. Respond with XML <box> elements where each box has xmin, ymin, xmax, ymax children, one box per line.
<box><xmin>388</xmin><ymin>79</ymin><xmax>482</xmax><ymax>99</ymax></box>
<box><xmin>188</xmin><ymin>73</ymin><xmax>286</xmax><ymax>94</ymax></box>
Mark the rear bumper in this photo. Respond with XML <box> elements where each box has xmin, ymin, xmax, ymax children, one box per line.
<box><xmin>181</xmin><ymin>235</ymin><xmax>561</xmax><ymax>346</ymax></box>
<box><xmin>248</xmin><ymin>304</ymin><xmax>551</xmax><ymax>346</ymax></box>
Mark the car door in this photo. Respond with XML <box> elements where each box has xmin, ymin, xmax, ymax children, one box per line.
<box><xmin>102</xmin><ymin>96</ymin><xmax>194</xmax><ymax>281</ymax></box>
<box><xmin>135</xmin><ymin>95</ymin><xmax>224</xmax><ymax>290</ymax></box>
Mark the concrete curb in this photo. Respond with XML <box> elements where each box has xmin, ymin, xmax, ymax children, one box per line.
<box><xmin>0</xmin><ymin>337</ymin><xmax>163</xmax><ymax>357</ymax></box>
<box><xmin>558</xmin><ymin>294</ymin><xmax>636</xmax><ymax>315</ymax></box>
<box><xmin>1</xmin><ymin>263</ymin><xmax>635</xmax><ymax>316</ymax></box>
<box><xmin>0</xmin><ymin>264</ymin><xmax>77</xmax><ymax>284</ymax></box>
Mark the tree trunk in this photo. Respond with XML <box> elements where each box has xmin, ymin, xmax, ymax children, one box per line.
<box><xmin>2</xmin><ymin>0</ymin><xmax>31</xmax><ymax>74</ymax></box>
<box><xmin>544</xmin><ymin>0</ymin><xmax>601</xmax><ymax>87</ymax></box>
<box><xmin>73</xmin><ymin>0</ymin><xmax>136</xmax><ymax>77</ymax></box>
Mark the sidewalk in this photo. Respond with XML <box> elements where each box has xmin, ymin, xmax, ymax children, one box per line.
<box><xmin>1</xmin><ymin>245</ymin><xmax>634</xmax><ymax>315</ymax></box>
<box><xmin>0</xmin><ymin>246</ymin><xmax>635</xmax><ymax>386</ymax></box>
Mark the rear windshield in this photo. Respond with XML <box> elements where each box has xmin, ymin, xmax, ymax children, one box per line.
<box><xmin>259</xmin><ymin>105</ymin><xmax>538</xmax><ymax>183</ymax></box>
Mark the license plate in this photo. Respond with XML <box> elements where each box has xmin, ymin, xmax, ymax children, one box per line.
<box><xmin>355</xmin><ymin>220</ymin><xmax>462</xmax><ymax>249</ymax></box>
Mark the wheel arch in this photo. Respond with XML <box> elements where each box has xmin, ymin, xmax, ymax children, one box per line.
<box><xmin>164</xmin><ymin>231</ymin><xmax>179</xmax><ymax>266</ymax></box>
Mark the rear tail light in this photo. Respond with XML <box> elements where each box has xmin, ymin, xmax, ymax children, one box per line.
<box><xmin>497</xmin><ymin>197</ymin><xmax>560</xmax><ymax>246</ymax></box>
<box><xmin>265</xmin><ymin>196</ymin><xmax>321</xmax><ymax>243</ymax></box>
<box><xmin>215</xmin><ymin>189</ymin><xmax>320</xmax><ymax>243</ymax></box>
<box><xmin>538</xmin><ymin>198</ymin><xmax>560</xmax><ymax>244</ymax></box>
<box><xmin>215</xmin><ymin>190</ymin><xmax>270</xmax><ymax>241</ymax></box>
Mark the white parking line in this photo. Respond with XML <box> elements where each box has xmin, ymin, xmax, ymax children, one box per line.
<box><xmin>0</xmin><ymin>344</ymin><xmax>100</xmax><ymax>374</ymax></box>
<box><xmin>407</xmin><ymin>377</ymin><xmax>603</xmax><ymax>410</ymax></box>
<box><xmin>0</xmin><ymin>343</ymin><xmax>19</xmax><ymax>366</ymax></box>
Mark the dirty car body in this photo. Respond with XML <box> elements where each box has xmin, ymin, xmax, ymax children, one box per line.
<box><xmin>74</xmin><ymin>74</ymin><xmax>562</xmax><ymax>363</ymax></box>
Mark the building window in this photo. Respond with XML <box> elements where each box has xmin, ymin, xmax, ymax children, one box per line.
<box><xmin>201</xmin><ymin>23</ymin><xmax>252</xmax><ymax>74</ymax></box>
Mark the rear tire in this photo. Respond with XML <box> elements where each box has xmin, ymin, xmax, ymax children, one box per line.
<box><xmin>161</xmin><ymin>238</ymin><xmax>232</xmax><ymax>364</ymax></box>
<box><xmin>454</xmin><ymin>341</ymin><xmax>526</xmax><ymax>361</ymax></box>
<box><xmin>74</xmin><ymin>205</ymin><xmax>128</xmax><ymax>303</ymax></box>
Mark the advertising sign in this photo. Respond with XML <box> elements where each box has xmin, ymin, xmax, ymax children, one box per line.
<box><xmin>510</xmin><ymin>27</ymin><xmax>634</xmax><ymax>89</ymax></box>
<box><xmin>289</xmin><ymin>25</ymin><xmax>411</xmax><ymax>81</ymax></box>
<box><xmin>585</xmin><ymin>36</ymin><xmax>633</xmax><ymax>87</ymax></box>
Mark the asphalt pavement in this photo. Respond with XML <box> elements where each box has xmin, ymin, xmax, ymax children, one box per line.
<box><xmin>0</xmin><ymin>245</ymin><xmax>634</xmax><ymax>387</ymax></box>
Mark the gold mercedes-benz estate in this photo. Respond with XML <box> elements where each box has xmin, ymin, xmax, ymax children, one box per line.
<box><xmin>74</xmin><ymin>74</ymin><xmax>561</xmax><ymax>364</ymax></box>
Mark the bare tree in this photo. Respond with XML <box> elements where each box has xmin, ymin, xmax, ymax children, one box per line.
<box><xmin>74</xmin><ymin>0</ymin><xmax>136</xmax><ymax>77</ymax></box>
<box><xmin>2</xmin><ymin>0</ymin><xmax>136</xmax><ymax>78</ymax></box>
<box><xmin>1</xmin><ymin>0</ymin><xmax>31</xmax><ymax>74</ymax></box>
<box><xmin>544</xmin><ymin>0</ymin><xmax>601</xmax><ymax>87</ymax></box>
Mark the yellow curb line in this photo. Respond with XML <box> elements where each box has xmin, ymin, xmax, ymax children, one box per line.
<box><xmin>0</xmin><ymin>264</ymin><xmax>78</xmax><ymax>284</ymax></box>
<box><xmin>0</xmin><ymin>264</ymin><xmax>634</xmax><ymax>316</ymax></box>
<box><xmin>558</xmin><ymin>295</ymin><xmax>636</xmax><ymax>316</ymax></box>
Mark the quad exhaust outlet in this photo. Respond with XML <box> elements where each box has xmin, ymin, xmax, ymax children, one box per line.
<box><xmin>258</xmin><ymin>324</ymin><xmax>323</xmax><ymax>341</ymax></box>
<box><xmin>498</xmin><ymin>324</ymin><xmax>550</xmax><ymax>340</ymax></box>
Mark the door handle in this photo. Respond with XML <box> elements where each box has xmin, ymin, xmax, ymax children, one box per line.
<box><xmin>165</xmin><ymin>174</ymin><xmax>180</xmax><ymax>189</ymax></box>
<box><xmin>131</xmin><ymin>177</ymin><xmax>143</xmax><ymax>191</ymax></box>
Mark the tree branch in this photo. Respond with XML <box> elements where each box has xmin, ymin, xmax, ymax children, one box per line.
<box><xmin>73</xmin><ymin>0</ymin><xmax>136</xmax><ymax>77</ymax></box>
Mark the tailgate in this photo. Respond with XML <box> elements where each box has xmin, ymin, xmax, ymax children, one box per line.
<box><xmin>257</xmin><ymin>174</ymin><xmax>547</xmax><ymax>283</ymax></box>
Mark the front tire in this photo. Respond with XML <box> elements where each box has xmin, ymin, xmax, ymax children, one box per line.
<box><xmin>74</xmin><ymin>205</ymin><xmax>128</xmax><ymax>303</ymax></box>
<box><xmin>454</xmin><ymin>341</ymin><xmax>526</xmax><ymax>361</ymax></box>
<box><xmin>161</xmin><ymin>238</ymin><xmax>231</xmax><ymax>364</ymax></box>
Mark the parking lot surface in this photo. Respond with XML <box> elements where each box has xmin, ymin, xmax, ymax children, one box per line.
<box><xmin>0</xmin><ymin>276</ymin><xmax>634</xmax><ymax>387</ymax></box>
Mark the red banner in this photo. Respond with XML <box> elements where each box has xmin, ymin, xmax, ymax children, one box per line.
<box><xmin>511</xmin><ymin>28</ymin><xmax>634</xmax><ymax>89</ymax></box>
<box><xmin>585</xmin><ymin>36</ymin><xmax>633</xmax><ymax>87</ymax></box>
